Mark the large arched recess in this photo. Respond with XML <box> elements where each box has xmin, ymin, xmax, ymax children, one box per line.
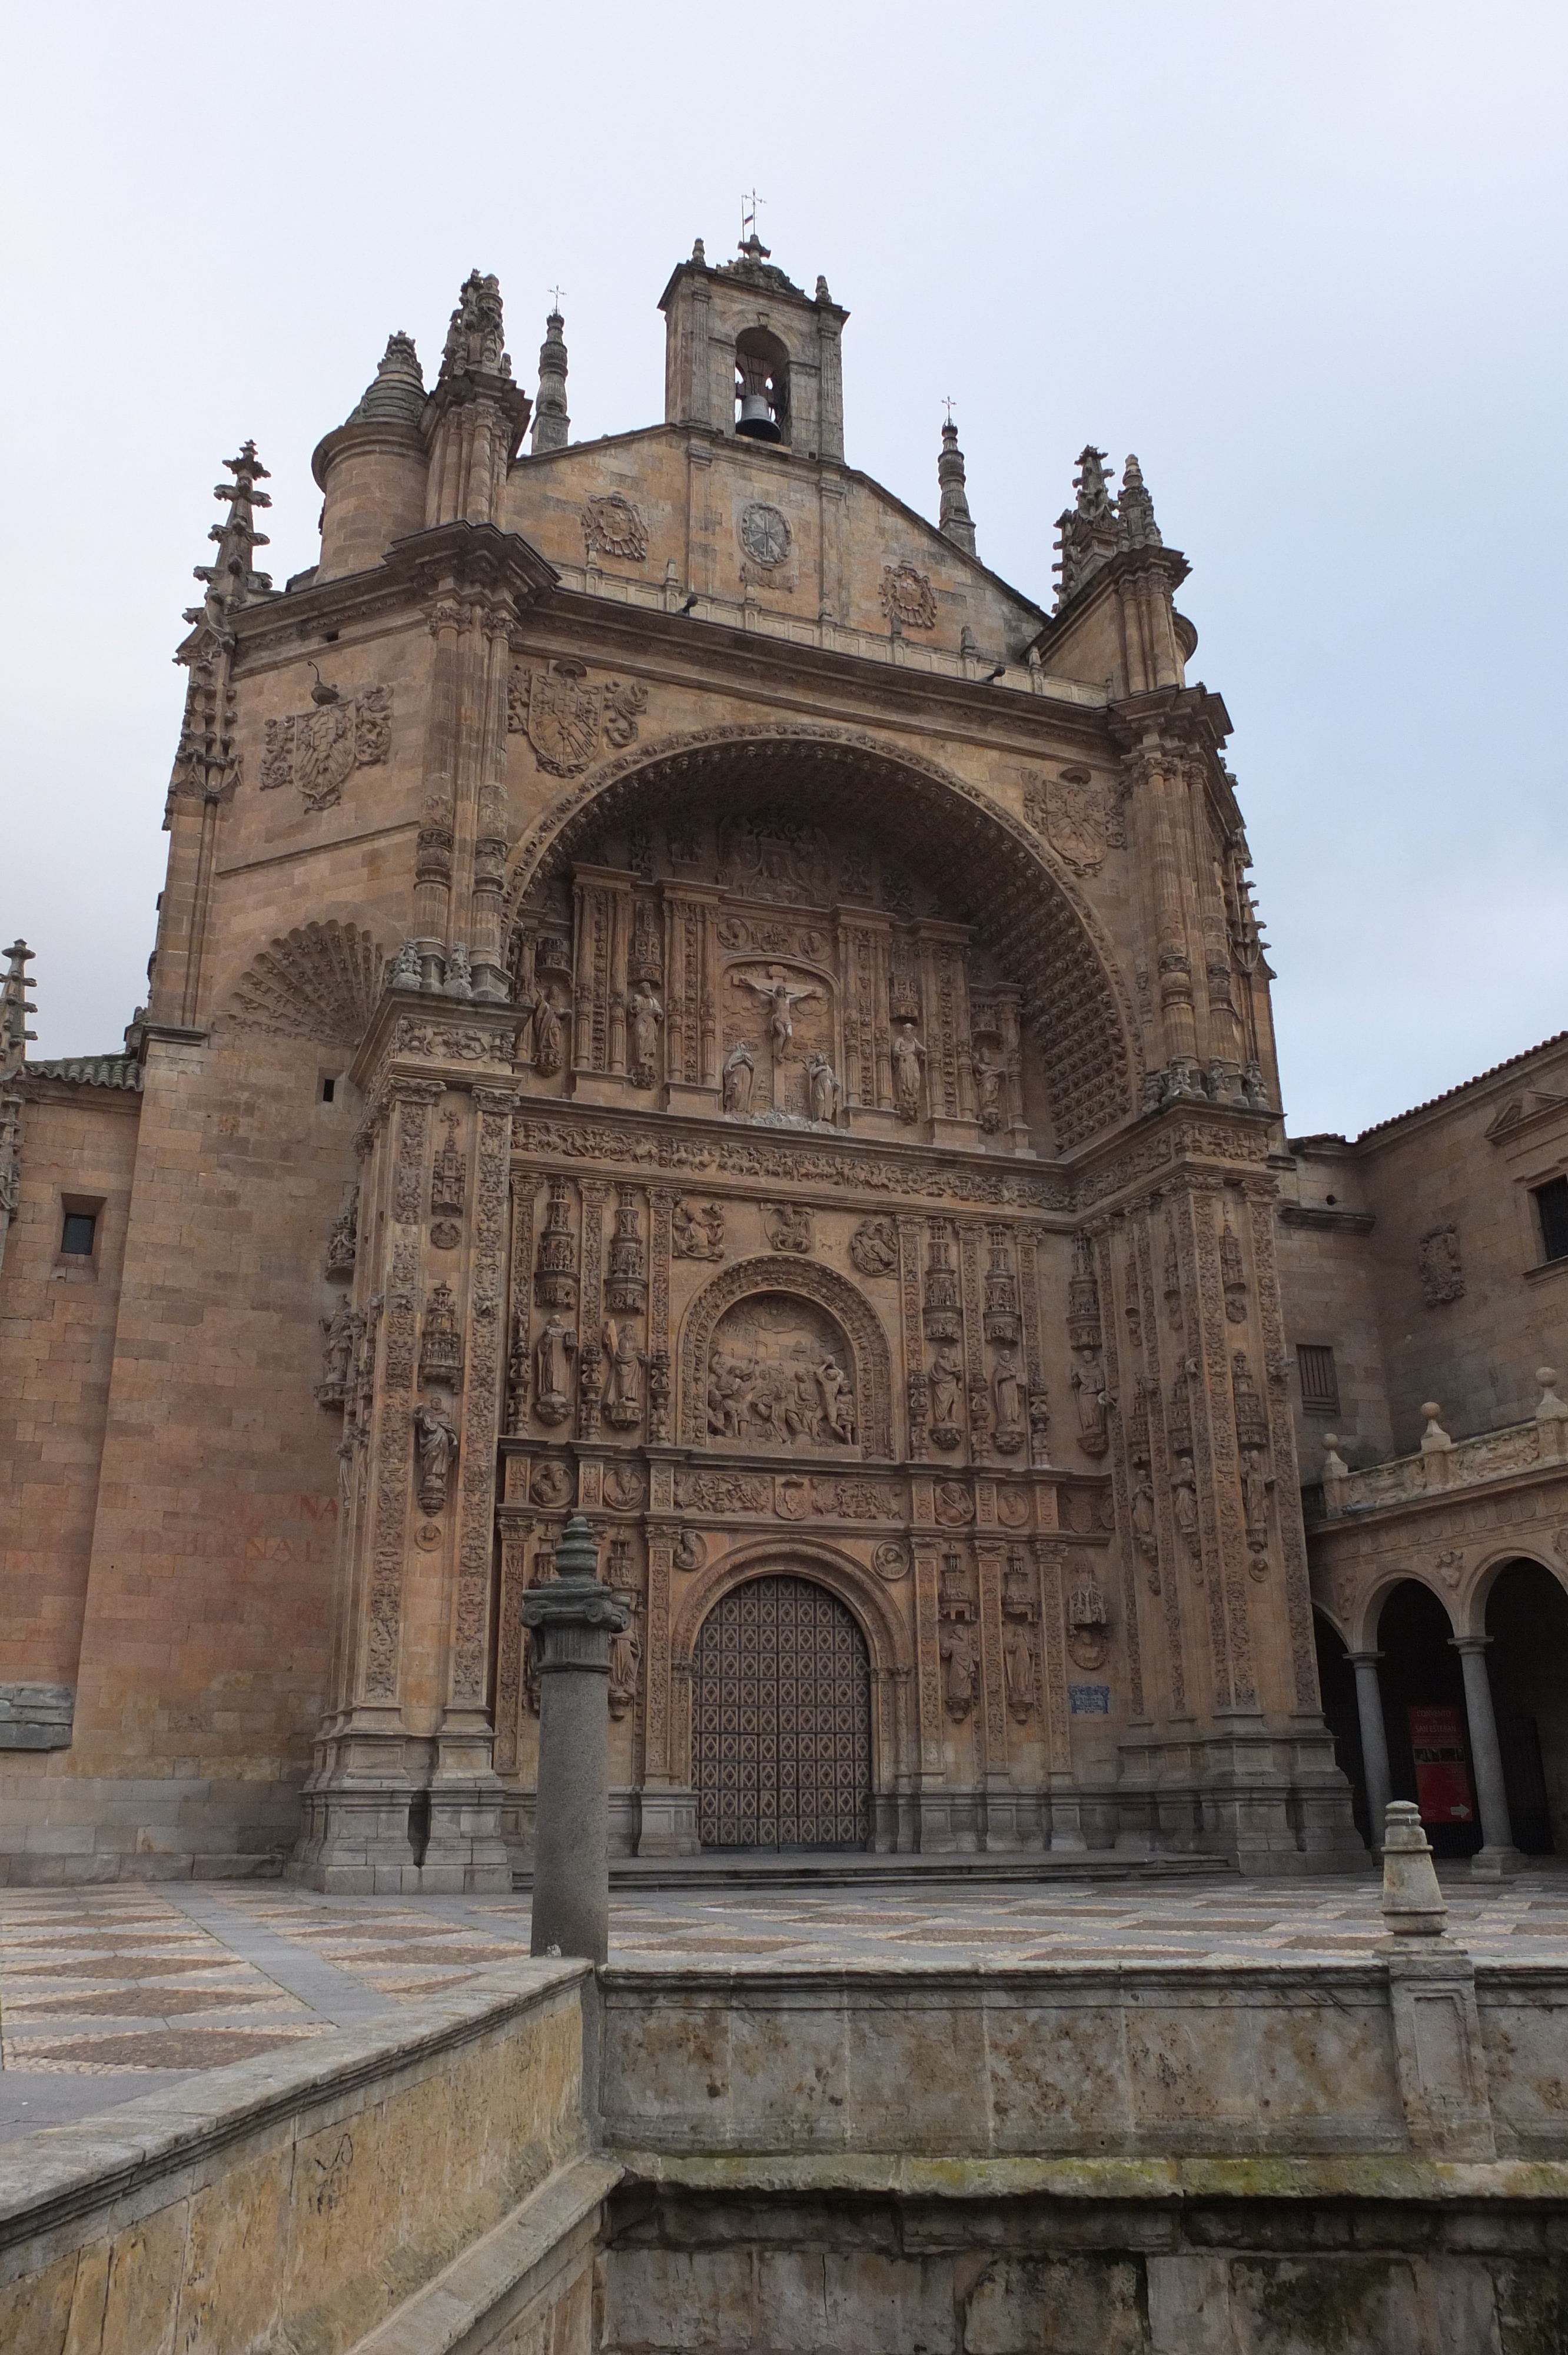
<box><xmin>501</xmin><ymin>722</ymin><xmax>1142</xmax><ymax>1155</ymax></box>
<box><xmin>678</xmin><ymin>1254</ymin><xmax>894</xmax><ymax>1458</ymax></box>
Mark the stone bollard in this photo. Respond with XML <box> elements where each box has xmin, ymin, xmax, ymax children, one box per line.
<box><xmin>1378</xmin><ymin>1800</ymin><xmax>1494</xmax><ymax>2157</ymax></box>
<box><xmin>521</xmin><ymin>1514</ymin><xmax>630</xmax><ymax>1965</ymax></box>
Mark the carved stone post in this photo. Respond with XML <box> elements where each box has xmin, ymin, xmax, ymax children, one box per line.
<box><xmin>1380</xmin><ymin>1802</ymin><xmax>1496</xmax><ymax>2158</ymax></box>
<box><xmin>1349</xmin><ymin>1651</ymin><xmax>1394</xmax><ymax>1855</ymax></box>
<box><xmin>1451</xmin><ymin>1637</ymin><xmax>1523</xmax><ymax>1878</ymax></box>
<box><xmin>521</xmin><ymin>1514</ymin><xmax>629</xmax><ymax>1964</ymax></box>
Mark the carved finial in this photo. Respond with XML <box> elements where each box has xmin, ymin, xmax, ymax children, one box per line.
<box><xmin>815</xmin><ymin>274</ymin><xmax>831</xmax><ymax>303</ymax></box>
<box><xmin>531</xmin><ymin>300</ymin><xmax>570</xmax><ymax>456</ymax></box>
<box><xmin>1321</xmin><ymin>1432</ymin><xmax>1350</xmax><ymax>1482</ymax></box>
<box><xmin>440</xmin><ymin>268</ymin><xmax>510</xmax><ymax>382</ymax></box>
<box><xmin>1536</xmin><ymin>1367</ymin><xmax>1568</xmax><ymax>1422</ymax></box>
<box><xmin>1420</xmin><ymin>1402</ymin><xmax>1453</xmax><ymax>1453</ymax></box>
<box><xmin>938</xmin><ymin>404</ymin><xmax>976</xmax><ymax>559</ymax></box>
<box><xmin>692</xmin><ymin>237</ymin><xmax>706</xmax><ymax>264</ymax></box>
<box><xmin>1117</xmin><ymin>452</ymin><xmax>1162</xmax><ymax>552</ymax></box>
<box><xmin>186</xmin><ymin>440</ymin><xmax>274</xmax><ymax>624</ymax></box>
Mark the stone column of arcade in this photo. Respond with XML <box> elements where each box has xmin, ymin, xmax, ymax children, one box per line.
<box><xmin>1349</xmin><ymin>1650</ymin><xmax>1394</xmax><ymax>1853</ymax></box>
<box><xmin>521</xmin><ymin>1515</ymin><xmax>630</xmax><ymax>1962</ymax></box>
<box><xmin>1451</xmin><ymin>1635</ymin><xmax>1523</xmax><ymax>1879</ymax></box>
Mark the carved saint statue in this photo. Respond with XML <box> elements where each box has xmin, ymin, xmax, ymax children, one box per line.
<box><xmin>929</xmin><ymin>1344</ymin><xmax>964</xmax><ymax>1441</ymax></box>
<box><xmin>721</xmin><ymin>1041</ymin><xmax>756</xmax><ymax>1114</ymax></box>
<box><xmin>1002</xmin><ymin>1620</ymin><xmax>1037</xmax><ymax>1721</ymax></box>
<box><xmin>1131</xmin><ymin>1476</ymin><xmax>1158</xmax><ymax>1563</ymax></box>
<box><xmin>1071</xmin><ymin>1361</ymin><xmax>1108</xmax><ymax>1455</ymax></box>
<box><xmin>319</xmin><ymin>1300</ymin><xmax>357</xmax><ymax>1398</ymax></box>
<box><xmin>534</xmin><ymin>1316</ymin><xmax>577</xmax><ymax>1425</ymax></box>
<box><xmin>1241</xmin><ymin>1448</ymin><xmax>1273</xmax><ymax>1558</ymax></box>
<box><xmin>892</xmin><ymin>1021</ymin><xmax>926</xmax><ymax>1122</ymax></box>
<box><xmin>627</xmin><ymin>982</ymin><xmax>663</xmax><ymax>1083</ymax></box>
<box><xmin>813</xmin><ymin>1356</ymin><xmax>855</xmax><ymax>1443</ymax></box>
<box><xmin>608</xmin><ymin>1606</ymin><xmax>643</xmax><ymax>1721</ymax></box>
<box><xmin>974</xmin><ymin>1047</ymin><xmax>1004</xmax><ymax>1130</ymax></box>
<box><xmin>740</xmin><ymin>971</ymin><xmax>820</xmax><ymax>1055</ymax></box>
<box><xmin>532</xmin><ymin>990</ymin><xmax>563</xmax><ymax>1076</ymax></box>
<box><xmin>806</xmin><ymin>1051</ymin><xmax>841</xmax><ymax>1125</ymax></box>
<box><xmin>939</xmin><ymin>1621</ymin><xmax>978</xmax><ymax>1719</ymax></box>
<box><xmin>1171</xmin><ymin>1456</ymin><xmax>1201</xmax><ymax>1560</ymax></box>
<box><xmin>992</xmin><ymin>1347</ymin><xmax>1024</xmax><ymax>1436</ymax></box>
<box><xmin>603</xmin><ymin>1317</ymin><xmax>645</xmax><ymax>1417</ymax></box>
<box><xmin>413</xmin><ymin>1399</ymin><xmax>459</xmax><ymax>1514</ymax></box>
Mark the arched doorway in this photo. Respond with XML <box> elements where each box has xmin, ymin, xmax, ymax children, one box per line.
<box><xmin>1376</xmin><ymin>1580</ymin><xmax>1480</xmax><ymax>1860</ymax></box>
<box><xmin>692</xmin><ymin>1575</ymin><xmax>872</xmax><ymax>1852</ymax></box>
<box><xmin>1484</xmin><ymin>1558</ymin><xmax>1568</xmax><ymax>1853</ymax></box>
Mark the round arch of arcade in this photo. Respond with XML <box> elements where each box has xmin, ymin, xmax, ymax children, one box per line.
<box><xmin>678</xmin><ymin>1254</ymin><xmax>895</xmax><ymax>1459</ymax></box>
<box><xmin>1330</xmin><ymin>1544</ymin><xmax>1568</xmax><ymax>1654</ymax></box>
<box><xmin>500</xmin><ymin>721</ymin><xmax>1143</xmax><ymax>1155</ymax></box>
<box><xmin>667</xmin><ymin>1535</ymin><xmax>919</xmax><ymax>1823</ymax></box>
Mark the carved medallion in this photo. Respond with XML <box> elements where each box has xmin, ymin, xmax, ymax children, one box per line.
<box><xmin>673</xmin><ymin>1200</ymin><xmax>725</xmax><ymax>1261</ymax></box>
<box><xmin>879</xmin><ymin>563</ymin><xmax>938</xmax><ymax>631</ymax></box>
<box><xmin>740</xmin><ymin>502</ymin><xmax>791</xmax><ymax>568</ymax></box>
<box><xmin>530</xmin><ymin>1458</ymin><xmax>574</xmax><ymax>1508</ymax></box>
<box><xmin>763</xmin><ymin>1203</ymin><xmax>813</xmax><ymax>1253</ymax></box>
<box><xmin>1021</xmin><ymin>765</ymin><xmax>1111</xmax><ymax>878</ymax></box>
<box><xmin>872</xmin><ymin>1540</ymin><xmax>909</xmax><ymax>1581</ymax></box>
<box><xmin>604</xmin><ymin>1464</ymin><xmax>646</xmax><ymax>1511</ymax></box>
<box><xmin>430</xmin><ymin>1219</ymin><xmax>461</xmax><ymax>1251</ymax></box>
<box><xmin>935</xmin><ymin>1480</ymin><xmax>975</xmax><ymax>1527</ymax></box>
<box><xmin>582</xmin><ymin>495</ymin><xmax>649</xmax><ymax>562</ymax></box>
<box><xmin>849</xmin><ymin>1217</ymin><xmax>898</xmax><ymax>1278</ymax></box>
<box><xmin>262</xmin><ymin>688</ymin><xmax>392</xmax><ymax>811</ymax></box>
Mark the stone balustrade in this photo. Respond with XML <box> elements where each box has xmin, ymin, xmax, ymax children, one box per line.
<box><xmin>1316</xmin><ymin>1367</ymin><xmax>1568</xmax><ymax>1518</ymax></box>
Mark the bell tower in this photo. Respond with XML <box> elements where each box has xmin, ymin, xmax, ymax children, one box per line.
<box><xmin>659</xmin><ymin>231</ymin><xmax>848</xmax><ymax>461</ymax></box>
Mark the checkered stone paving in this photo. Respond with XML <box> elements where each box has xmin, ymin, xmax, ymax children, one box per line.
<box><xmin>5</xmin><ymin>1865</ymin><xmax>1568</xmax><ymax>2136</ymax></box>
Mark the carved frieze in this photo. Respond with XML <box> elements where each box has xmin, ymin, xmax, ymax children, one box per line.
<box><xmin>262</xmin><ymin>688</ymin><xmax>392</xmax><ymax>811</ymax></box>
<box><xmin>675</xmin><ymin>1469</ymin><xmax>771</xmax><ymax>1513</ymax></box>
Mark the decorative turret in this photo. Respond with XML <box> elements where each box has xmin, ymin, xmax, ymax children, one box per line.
<box><xmin>313</xmin><ymin>334</ymin><xmax>428</xmax><ymax>582</ymax></box>
<box><xmin>937</xmin><ymin>409</ymin><xmax>976</xmax><ymax>558</ymax></box>
<box><xmin>188</xmin><ymin>440</ymin><xmax>273</xmax><ymax>624</ymax></box>
<box><xmin>531</xmin><ymin>303</ymin><xmax>570</xmax><ymax>454</ymax></box>
<box><xmin>421</xmin><ymin>267</ymin><xmax>532</xmax><ymax>527</ymax></box>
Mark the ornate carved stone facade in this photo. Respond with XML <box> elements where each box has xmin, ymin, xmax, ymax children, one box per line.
<box><xmin>1</xmin><ymin>237</ymin><xmax>1381</xmax><ymax>1888</ymax></box>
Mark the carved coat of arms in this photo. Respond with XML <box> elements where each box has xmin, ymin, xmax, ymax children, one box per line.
<box><xmin>1022</xmin><ymin>765</ymin><xmax>1110</xmax><ymax>877</ymax></box>
<box><xmin>262</xmin><ymin>688</ymin><xmax>392</xmax><ymax>811</ymax></box>
<box><xmin>508</xmin><ymin>662</ymin><xmax>647</xmax><ymax>775</ymax></box>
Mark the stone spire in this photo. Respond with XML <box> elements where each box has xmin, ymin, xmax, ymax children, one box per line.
<box><xmin>531</xmin><ymin>305</ymin><xmax>570</xmax><ymax>454</ymax></box>
<box><xmin>343</xmin><ymin>331</ymin><xmax>426</xmax><ymax>430</ymax></box>
<box><xmin>1117</xmin><ymin>452</ymin><xmax>1162</xmax><ymax>552</ymax></box>
<box><xmin>423</xmin><ymin>268</ymin><xmax>531</xmax><ymax>527</ymax></box>
<box><xmin>937</xmin><ymin>412</ymin><xmax>976</xmax><ymax>558</ymax></box>
<box><xmin>0</xmin><ymin>940</ymin><xmax>36</xmax><ymax>1271</ymax></box>
<box><xmin>1052</xmin><ymin>445</ymin><xmax>1121</xmax><ymax>610</ymax></box>
<box><xmin>187</xmin><ymin>441</ymin><xmax>273</xmax><ymax>628</ymax></box>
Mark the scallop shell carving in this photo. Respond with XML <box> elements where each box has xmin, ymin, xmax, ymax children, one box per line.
<box><xmin>224</xmin><ymin>920</ymin><xmax>385</xmax><ymax>1046</ymax></box>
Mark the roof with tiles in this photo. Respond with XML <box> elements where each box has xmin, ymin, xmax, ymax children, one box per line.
<box><xmin>1354</xmin><ymin>1027</ymin><xmax>1568</xmax><ymax>1143</ymax></box>
<box><xmin>25</xmin><ymin>1054</ymin><xmax>142</xmax><ymax>1092</ymax></box>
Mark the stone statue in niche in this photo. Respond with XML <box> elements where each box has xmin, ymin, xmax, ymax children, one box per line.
<box><xmin>418</xmin><ymin>1283</ymin><xmax>463</xmax><ymax>1390</ymax></box>
<box><xmin>939</xmin><ymin>1621</ymin><xmax>978</xmax><ymax>1719</ymax></box>
<box><xmin>1002</xmin><ymin>1619</ymin><xmax>1038</xmax><ymax>1722</ymax></box>
<box><xmin>992</xmin><ymin>1348</ymin><xmax>1025</xmax><ymax>1454</ymax></box>
<box><xmin>705</xmin><ymin>1293</ymin><xmax>856</xmax><ymax>1450</ymax></box>
<box><xmin>974</xmin><ymin>1047</ymin><xmax>1005</xmax><ymax>1132</ymax></box>
<box><xmin>1131</xmin><ymin>1476</ymin><xmax>1160</xmax><ymax>1590</ymax></box>
<box><xmin>849</xmin><ymin>1218</ymin><xmax>898</xmax><ymax>1278</ymax></box>
<box><xmin>627</xmin><ymin>981</ymin><xmax>663</xmax><ymax>1087</ymax></box>
<box><xmin>673</xmin><ymin>1200</ymin><xmax>725</xmax><ymax>1259</ymax></box>
<box><xmin>892</xmin><ymin>1021</ymin><xmax>926</xmax><ymax>1123</ymax></box>
<box><xmin>534</xmin><ymin>1317</ymin><xmax>577</xmax><ymax>1427</ymax></box>
<box><xmin>1071</xmin><ymin>1361</ymin><xmax>1108</xmax><ymax>1455</ymax></box>
<box><xmin>531</xmin><ymin>990</ymin><xmax>564</xmax><ymax>1076</ymax></box>
<box><xmin>806</xmin><ymin>1051</ymin><xmax>841</xmax><ymax>1125</ymax></box>
<box><xmin>722</xmin><ymin>1042</ymin><xmax>756</xmax><ymax>1114</ymax></box>
<box><xmin>413</xmin><ymin>1400</ymin><xmax>459</xmax><ymax>1514</ymax></box>
<box><xmin>316</xmin><ymin>1301</ymin><xmax>359</xmax><ymax>1409</ymax></box>
<box><xmin>928</xmin><ymin>1344</ymin><xmax>964</xmax><ymax>1450</ymax></box>
<box><xmin>1171</xmin><ymin>1454</ymin><xmax>1201</xmax><ymax>1567</ymax></box>
<box><xmin>603</xmin><ymin>1318</ymin><xmax>645</xmax><ymax>1428</ymax></box>
<box><xmin>1241</xmin><ymin>1450</ymin><xmax>1274</xmax><ymax>1570</ymax></box>
<box><xmin>607</xmin><ymin>1602</ymin><xmax>643</xmax><ymax>1721</ymax></box>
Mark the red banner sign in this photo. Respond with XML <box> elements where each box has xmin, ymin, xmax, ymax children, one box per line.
<box><xmin>1408</xmin><ymin>1704</ymin><xmax>1476</xmax><ymax>1826</ymax></box>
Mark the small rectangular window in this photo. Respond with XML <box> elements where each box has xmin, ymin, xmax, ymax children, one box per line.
<box><xmin>321</xmin><ymin>1076</ymin><xmax>337</xmax><ymax>1103</ymax></box>
<box><xmin>1297</xmin><ymin>1342</ymin><xmax>1340</xmax><ymax>1416</ymax></box>
<box><xmin>1534</xmin><ymin>1176</ymin><xmax>1568</xmax><ymax>1265</ymax></box>
<box><xmin>60</xmin><ymin>1212</ymin><xmax>97</xmax><ymax>1256</ymax></box>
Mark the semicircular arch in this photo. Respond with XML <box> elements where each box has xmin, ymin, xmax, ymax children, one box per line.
<box><xmin>671</xmin><ymin>1535</ymin><xmax>914</xmax><ymax>1681</ymax></box>
<box><xmin>1460</xmin><ymin>1544</ymin><xmax>1568</xmax><ymax>1640</ymax></box>
<box><xmin>502</xmin><ymin>721</ymin><xmax>1141</xmax><ymax>1154</ymax></box>
<box><xmin>679</xmin><ymin>1253</ymin><xmax>894</xmax><ymax>1459</ymax></box>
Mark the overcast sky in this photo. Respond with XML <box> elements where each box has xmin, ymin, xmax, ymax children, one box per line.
<box><xmin>3</xmin><ymin>3</ymin><xmax>1563</xmax><ymax>1138</ymax></box>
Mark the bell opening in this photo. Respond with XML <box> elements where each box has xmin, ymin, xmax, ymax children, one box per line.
<box><xmin>734</xmin><ymin>326</ymin><xmax>790</xmax><ymax>447</ymax></box>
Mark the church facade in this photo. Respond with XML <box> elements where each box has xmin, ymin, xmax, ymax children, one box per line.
<box><xmin>0</xmin><ymin>235</ymin><xmax>1467</xmax><ymax>1887</ymax></box>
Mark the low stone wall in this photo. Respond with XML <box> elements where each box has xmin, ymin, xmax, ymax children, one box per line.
<box><xmin>0</xmin><ymin>1959</ymin><xmax>606</xmax><ymax>2354</ymax></box>
<box><xmin>600</xmin><ymin>1958</ymin><xmax>1568</xmax><ymax>2164</ymax></box>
